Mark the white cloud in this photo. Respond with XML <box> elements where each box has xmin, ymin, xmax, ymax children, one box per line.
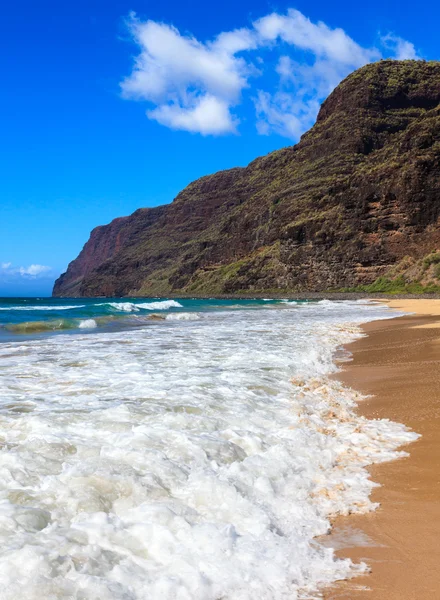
<box><xmin>252</xmin><ymin>10</ymin><xmax>392</xmax><ymax>139</ymax></box>
<box><xmin>121</xmin><ymin>20</ymin><xmax>249</xmax><ymax>103</ymax></box>
<box><xmin>0</xmin><ymin>263</ymin><xmax>53</xmax><ymax>285</ymax></box>
<box><xmin>381</xmin><ymin>34</ymin><xmax>420</xmax><ymax>60</ymax></box>
<box><xmin>121</xmin><ymin>16</ymin><xmax>255</xmax><ymax>135</ymax></box>
<box><xmin>255</xmin><ymin>90</ymin><xmax>320</xmax><ymax>139</ymax></box>
<box><xmin>148</xmin><ymin>95</ymin><xmax>238</xmax><ymax>135</ymax></box>
<box><xmin>254</xmin><ymin>9</ymin><xmax>379</xmax><ymax>66</ymax></box>
<box><xmin>254</xmin><ymin>54</ymin><xmax>361</xmax><ymax>137</ymax></box>
<box><xmin>19</xmin><ymin>264</ymin><xmax>51</xmax><ymax>277</ymax></box>
<box><xmin>120</xmin><ymin>9</ymin><xmax>420</xmax><ymax>138</ymax></box>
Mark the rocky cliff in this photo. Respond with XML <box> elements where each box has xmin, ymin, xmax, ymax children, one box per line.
<box><xmin>53</xmin><ymin>60</ymin><xmax>440</xmax><ymax>297</ymax></box>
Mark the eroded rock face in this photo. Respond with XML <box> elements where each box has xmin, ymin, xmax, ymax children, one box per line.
<box><xmin>53</xmin><ymin>60</ymin><xmax>440</xmax><ymax>297</ymax></box>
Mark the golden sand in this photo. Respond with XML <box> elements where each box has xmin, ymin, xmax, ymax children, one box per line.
<box><xmin>386</xmin><ymin>298</ymin><xmax>440</xmax><ymax>315</ymax></box>
<box><xmin>323</xmin><ymin>301</ymin><xmax>440</xmax><ymax>599</ymax></box>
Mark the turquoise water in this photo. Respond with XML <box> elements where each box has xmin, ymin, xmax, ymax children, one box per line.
<box><xmin>0</xmin><ymin>296</ymin><xmax>311</xmax><ymax>339</ymax></box>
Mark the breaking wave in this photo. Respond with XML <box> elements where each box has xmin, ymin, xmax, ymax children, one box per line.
<box><xmin>78</xmin><ymin>319</ymin><xmax>97</xmax><ymax>329</ymax></box>
<box><xmin>165</xmin><ymin>312</ymin><xmax>201</xmax><ymax>320</ymax></box>
<box><xmin>100</xmin><ymin>300</ymin><xmax>183</xmax><ymax>312</ymax></box>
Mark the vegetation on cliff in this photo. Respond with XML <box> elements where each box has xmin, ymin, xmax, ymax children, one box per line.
<box><xmin>340</xmin><ymin>251</ymin><xmax>440</xmax><ymax>293</ymax></box>
<box><xmin>53</xmin><ymin>60</ymin><xmax>440</xmax><ymax>297</ymax></box>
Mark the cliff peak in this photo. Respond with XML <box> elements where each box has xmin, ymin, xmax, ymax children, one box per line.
<box><xmin>318</xmin><ymin>60</ymin><xmax>440</xmax><ymax>121</ymax></box>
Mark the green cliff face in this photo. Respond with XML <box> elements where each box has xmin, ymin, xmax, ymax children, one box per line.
<box><xmin>53</xmin><ymin>60</ymin><xmax>440</xmax><ymax>297</ymax></box>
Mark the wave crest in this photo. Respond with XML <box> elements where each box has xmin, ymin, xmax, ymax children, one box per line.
<box><xmin>100</xmin><ymin>300</ymin><xmax>183</xmax><ymax>312</ymax></box>
<box><xmin>6</xmin><ymin>319</ymin><xmax>75</xmax><ymax>333</ymax></box>
<box><xmin>0</xmin><ymin>305</ymin><xmax>85</xmax><ymax>311</ymax></box>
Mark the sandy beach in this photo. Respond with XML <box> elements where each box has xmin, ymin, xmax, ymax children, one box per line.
<box><xmin>324</xmin><ymin>300</ymin><xmax>440</xmax><ymax>599</ymax></box>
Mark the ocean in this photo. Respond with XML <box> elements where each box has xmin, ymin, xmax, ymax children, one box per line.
<box><xmin>0</xmin><ymin>297</ymin><xmax>417</xmax><ymax>599</ymax></box>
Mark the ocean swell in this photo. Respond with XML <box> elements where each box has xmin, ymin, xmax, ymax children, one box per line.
<box><xmin>5</xmin><ymin>319</ymin><xmax>76</xmax><ymax>333</ymax></box>
<box><xmin>0</xmin><ymin>305</ymin><xmax>86</xmax><ymax>311</ymax></box>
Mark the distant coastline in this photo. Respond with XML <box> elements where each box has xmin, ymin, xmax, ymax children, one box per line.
<box><xmin>51</xmin><ymin>292</ymin><xmax>440</xmax><ymax>300</ymax></box>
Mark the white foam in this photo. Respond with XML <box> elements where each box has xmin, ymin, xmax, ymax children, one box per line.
<box><xmin>99</xmin><ymin>301</ymin><xmax>138</xmax><ymax>312</ymax></box>
<box><xmin>165</xmin><ymin>312</ymin><xmax>200</xmax><ymax>320</ymax></box>
<box><xmin>0</xmin><ymin>300</ymin><xmax>415</xmax><ymax>599</ymax></box>
<box><xmin>101</xmin><ymin>300</ymin><xmax>183</xmax><ymax>312</ymax></box>
<box><xmin>137</xmin><ymin>300</ymin><xmax>183</xmax><ymax>310</ymax></box>
<box><xmin>78</xmin><ymin>319</ymin><xmax>98</xmax><ymax>329</ymax></box>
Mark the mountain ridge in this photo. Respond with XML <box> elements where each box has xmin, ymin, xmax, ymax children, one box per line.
<box><xmin>53</xmin><ymin>60</ymin><xmax>440</xmax><ymax>297</ymax></box>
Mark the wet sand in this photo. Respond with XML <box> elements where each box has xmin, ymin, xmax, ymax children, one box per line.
<box><xmin>324</xmin><ymin>300</ymin><xmax>440</xmax><ymax>599</ymax></box>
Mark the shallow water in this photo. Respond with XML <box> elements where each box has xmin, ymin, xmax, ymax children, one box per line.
<box><xmin>0</xmin><ymin>298</ymin><xmax>417</xmax><ymax>599</ymax></box>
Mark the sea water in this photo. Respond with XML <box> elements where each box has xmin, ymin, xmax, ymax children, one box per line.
<box><xmin>0</xmin><ymin>298</ymin><xmax>418</xmax><ymax>599</ymax></box>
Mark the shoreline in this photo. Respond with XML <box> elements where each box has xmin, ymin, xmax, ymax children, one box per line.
<box><xmin>50</xmin><ymin>292</ymin><xmax>440</xmax><ymax>300</ymax></box>
<box><xmin>323</xmin><ymin>300</ymin><xmax>440</xmax><ymax>599</ymax></box>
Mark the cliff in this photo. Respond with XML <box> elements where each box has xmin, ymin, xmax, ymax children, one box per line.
<box><xmin>53</xmin><ymin>60</ymin><xmax>440</xmax><ymax>297</ymax></box>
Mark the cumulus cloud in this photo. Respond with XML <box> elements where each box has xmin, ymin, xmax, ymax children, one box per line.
<box><xmin>0</xmin><ymin>262</ymin><xmax>52</xmax><ymax>279</ymax></box>
<box><xmin>120</xmin><ymin>9</ymin><xmax>420</xmax><ymax>138</ymax></box>
<box><xmin>255</xmin><ymin>89</ymin><xmax>320</xmax><ymax>139</ymax></box>
<box><xmin>381</xmin><ymin>34</ymin><xmax>420</xmax><ymax>60</ymax></box>
<box><xmin>254</xmin><ymin>9</ymin><xmax>379</xmax><ymax>65</ymax></box>
<box><xmin>148</xmin><ymin>95</ymin><xmax>238</xmax><ymax>135</ymax></box>
<box><xmin>19</xmin><ymin>264</ymin><xmax>52</xmax><ymax>277</ymax></box>
<box><xmin>120</xmin><ymin>16</ymin><xmax>255</xmax><ymax>134</ymax></box>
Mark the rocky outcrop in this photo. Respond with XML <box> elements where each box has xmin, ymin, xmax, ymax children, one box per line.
<box><xmin>53</xmin><ymin>60</ymin><xmax>440</xmax><ymax>297</ymax></box>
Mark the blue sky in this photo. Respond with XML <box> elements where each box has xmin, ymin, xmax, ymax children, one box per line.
<box><xmin>0</xmin><ymin>0</ymin><xmax>437</xmax><ymax>296</ymax></box>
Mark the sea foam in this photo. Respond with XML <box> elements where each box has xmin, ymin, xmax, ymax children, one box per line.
<box><xmin>165</xmin><ymin>312</ymin><xmax>201</xmax><ymax>320</ymax></box>
<box><xmin>101</xmin><ymin>300</ymin><xmax>183</xmax><ymax>312</ymax></box>
<box><xmin>78</xmin><ymin>319</ymin><xmax>98</xmax><ymax>329</ymax></box>
<box><xmin>0</xmin><ymin>300</ymin><xmax>416</xmax><ymax>599</ymax></box>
